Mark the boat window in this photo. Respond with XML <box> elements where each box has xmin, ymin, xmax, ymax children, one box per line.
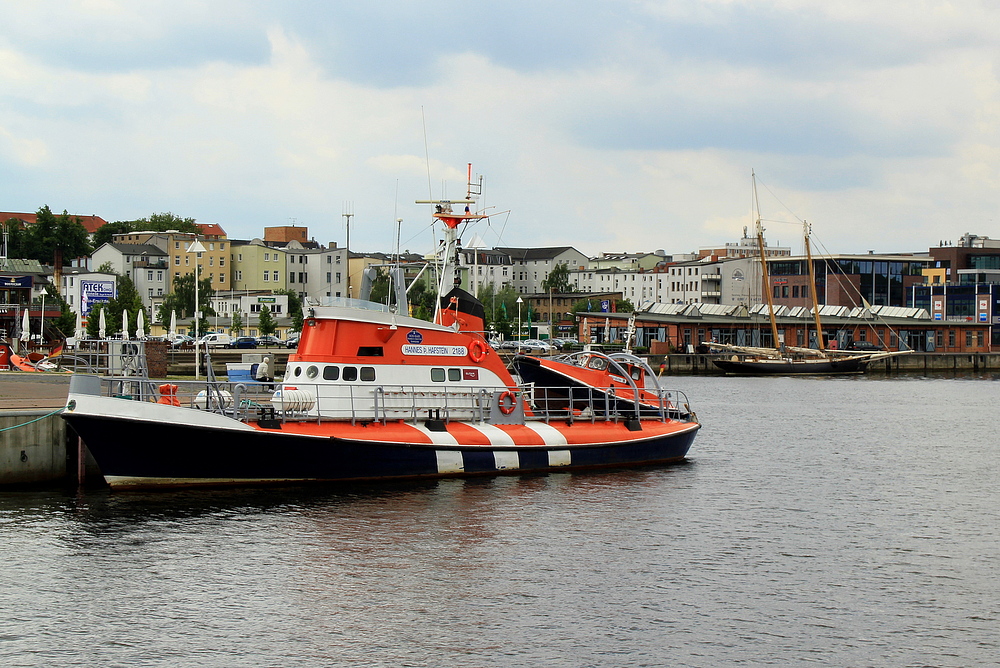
<box><xmin>306</xmin><ymin>366</ymin><xmax>319</xmax><ymax>379</ymax></box>
<box><xmin>360</xmin><ymin>367</ymin><xmax>375</xmax><ymax>381</ymax></box>
<box><xmin>357</xmin><ymin>346</ymin><xmax>384</xmax><ymax>356</ymax></box>
<box><xmin>342</xmin><ymin>366</ymin><xmax>358</xmax><ymax>381</ymax></box>
<box><xmin>448</xmin><ymin>368</ymin><xmax>462</xmax><ymax>382</ymax></box>
<box><xmin>587</xmin><ymin>357</ymin><xmax>608</xmax><ymax>370</ymax></box>
<box><xmin>293</xmin><ymin>366</ymin><xmax>302</xmax><ymax>377</ymax></box>
<box><xmin>323</xmin><ymin>366</ymin><xmax>339</xmax><ymax>381</ymax></box>
<box><xmin>431</xmin><ymin>368</ymin><xmax>446</xmax><ymax>382</ymax></box>
<box><xmin>631</xmin><ymin>368</ymin><xmax>642</xmax><ymax>380</ymax></box>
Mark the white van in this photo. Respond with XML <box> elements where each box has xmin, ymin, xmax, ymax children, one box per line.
<box><xmin>198</xmin><ymin>333</ymin><xmax>233</xmax><ymax>348</ymax></box>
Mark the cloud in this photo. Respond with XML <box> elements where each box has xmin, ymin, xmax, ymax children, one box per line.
<box><xmin>1</xmin><ymin>1</ymin><xmax>1000</xmax><ymax>258</ymax></box>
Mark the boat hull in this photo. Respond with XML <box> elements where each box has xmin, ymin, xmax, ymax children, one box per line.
<box><xmin>713</xmin><ymin>357</ymin><xmax>869</xmax><ymax>375</ymax></box>
<box><xmin>62</xmin><ymin>400</ymin><xmax>699</xmax><ymax>489</ymax></box>
<box><xmin>513</xmin><ymin>355</ymin><xmax>674</xmax><ymax>417</ymax></box>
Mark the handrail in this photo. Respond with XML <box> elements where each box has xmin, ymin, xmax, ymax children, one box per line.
<box><xmin>84</xmin><ymin>375</ymin><xmax>694</xmax><ymax>426</ymax></box>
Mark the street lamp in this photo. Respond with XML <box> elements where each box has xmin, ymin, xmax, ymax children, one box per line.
<box><xmin>187</xmin><ymin>239</ymin><xmax>208</xmax><ymax>380</ymax></box>
<box><xmin>516</xmin><ymin>296</ymin><xmax>523</xmax><ymax>342</ymax></box>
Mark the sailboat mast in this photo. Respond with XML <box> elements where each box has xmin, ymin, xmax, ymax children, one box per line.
<box><xmin>753</xmin><ymin>172</ymin><xmax>782</xmax><ymax>351</ymax></box>
<box><xmin>803</xmin><ymin>220</ymin><xmax>826</xmax><ymax>352</ymax></box>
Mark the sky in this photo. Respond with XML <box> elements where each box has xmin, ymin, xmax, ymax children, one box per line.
<box><xmin>2</xmin><ymin>0</ymin><xmax>999</xmax><ymax>258</ymax></box>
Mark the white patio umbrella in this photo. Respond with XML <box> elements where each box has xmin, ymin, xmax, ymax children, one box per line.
<box><xmin>168</xmin><ymin>310</ymin><xmax>177</xmax><ymax>339</ymax></box>
<box><xmin>122</xmin><ymin>309</ymin><xmax>130</xmax><ymax>340</ymax></box>
<box><xmin>136</xmin><ymin>309</ymin><xmax>145</xmax><ymax>339</ymax></box>
<box><xmin>98</xmin><ymin>308</ymin><xmax>106</xmax><ymax>339</ymax></box>
<box><xmin>19</xmin><ymin>308</ymin><xmax>30</xmax><ymax>342</ymax></box>
<box><xmin>75</xmin><ymin>310</ymin><xmax>84</xmax><ymax>340</ymax></box>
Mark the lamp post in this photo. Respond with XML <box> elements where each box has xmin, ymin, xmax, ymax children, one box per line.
<box><xmin>187</xmin><ymin>239</ymin><xmax>208</xmax><ymax>379</ymax></box>
<box><xmin>516</xmin><ymin>296</ymin><xmax>523</xmax><ymax>342</ymax></box>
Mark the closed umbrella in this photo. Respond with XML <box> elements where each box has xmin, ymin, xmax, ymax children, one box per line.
<box><xmin>75</xmin><ymin>310</ymin><xmax>84</xmax><ymax>340</ymax></box>
<box><xmin>19</xmin><ymin>308</ymin><xmax>30</xmax><ymax>342</ymax></box>
<box><xmin>169</xmin><ymin>310</ymin><xmax>177</xmax><ymax>339</ymax></box>
<box><xmin>122</xmin><ymin>309</ymin><xmax>130</xmax><ymax>340</ymax></box>
<box><xmin>136</xmin><ymin>309</ymin><xmax>145</xmax><ymax>339</ymax></box>
<box><xmin>98</xmin><ymin>308</ymin><xmax>106</xmax><ymax>339</ymax></box>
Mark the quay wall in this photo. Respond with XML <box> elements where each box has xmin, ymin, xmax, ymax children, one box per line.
<box><xmin>649</xmin><ymin>352</ymin><xmax>1000</xmax><ymax>374</ymax></box>
<box><xmin>0</xmin><ymin>411</ymin><xmax>70</xmax><ymax>486</ymax></box>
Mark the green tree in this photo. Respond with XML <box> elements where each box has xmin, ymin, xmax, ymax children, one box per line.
<box><xmin>230</xmin><ymin>308</ymin><xmax>243</xmax><ymax>336</ymax></box>
<box><xmin>257</xmin><ymin>305</ymin><xmax>276</xmax><ymax>337</ymax></box>
<box><xmin>406</xmin><ymin>278</ymin><xmax>437</xmax><ymax>322</ymax></box>
<box><xmin>160</xmin><ymin>273</ymin><xmax>215</xmax><ymax>319</ymax></box>
<box><xmin>25</xmin><ymin>205</ymin><xmax>93</xmax><ymax>270</ymax></box>
<box><xmin>43</xmin><ymin>283</ymin><xmax>77</xmax><ymax>339</ymax></box>
<box><xmin>85</xmin><ymin>303</ymin><xmax>105</xmax><ymax>338</ymax></box>
<box><xmin>106</xmin><ymin>272</ymin><xmax>147</xmax><ymax>337</ymax></box>
<box><xmin>2</xmin><ymin>218</ymin><xmax>29</xmax><ymax>258</ymax></box>
<box><xmin>92</xmin><ymin>212</ymin><xmax>200</xmax><ymax>248</ymax></box>
<box><xmin>541</xmin><ymin>262</ymin><xmax>573</xmax><ymax>293</ymax></box>
<box><xmin>273</xmin><ymin>289</ymin><xmax>304</xmax><ymax>331</ymax></box>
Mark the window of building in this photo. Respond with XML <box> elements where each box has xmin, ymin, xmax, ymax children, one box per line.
<box><xmin>148</xmin><ymin>271</ymin><xmax>153</xmax><ymax>281</ymax></box>
<box><xmin>966</xmin><ymin>331</ymin><xmax>973</xmax><ymax>347</ymax></box>
<box><xmin>235</xmin><ymin>270</ymin><xmax>242</xmax><ymax>281</ymax></box>
<box><xmin>209</xmin><ymin>243</ymin><xmax>215</xmax><ymax>251</ymax></box>
<box><xmin>175</xmin><ymin>241</ymin><xmax>180</xmax><ymax>249</ymax></box>
<box><xmin>264</xmin><ymin>253</ymin><xmax>270</xmax><ymax>261</ymax></box>
<box><xmin>949</xmin><ymin>330</ymin><xmax>956</xmax><ymax>347</ymax></box>
<box><xmin>977</xmin><ymin>331</ymin><xmax>984</xmax><ymax>347</ymax></box>
<box><xmin>263</xmin><ymin>272</ymin><xmax>270</xmax><ymax>282</ymax></box>
<box><xmin>336</xmin><ymin>272</ymin><xmax>341</xmax><ymax>282</ymax></box>
<box><xmin>272</xmin><ymin>271</ymin><xmax>278</xmax><ymax>281</ymax></box>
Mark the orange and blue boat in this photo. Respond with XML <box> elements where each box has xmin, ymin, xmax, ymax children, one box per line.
<box><xmin>61</xmin><ymin>180</ymin><xmax>700</xmax><ymax>489</ymax></box>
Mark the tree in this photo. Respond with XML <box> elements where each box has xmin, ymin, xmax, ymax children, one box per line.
<box><xmin>230</xmin><ymin>308</ymin><xmax>243</xmax><ymax>336</ymax></box>
<box><xmin>2</xmin><ymin>217</ymin><xmax>29</xmax><ymax>258</ymax></box>
<box><xmin>406</xmin><ymin>278</ymin><xmax>437</xmax><ymax>322</ymax></box>
<box><xmin>160</xmin><ymin>273</ymin><xmax>215</xmax><ymax>319</ymax></box>
<box><xmin>24</xmin><ymin>206</ymin><xmax>92</xmax><ymax>283</ymax></box>
<box><xmin>476</xmin><ymin>282</ymin><xmax>520</xmax><ymax>339</ymax></box>
<box><xmin>107</xmin><ymin>272</ymin><xmax>147</xmax><ymax>337</ymax></box>
<box><xmin>43</xmin><ymin>283</ymin><xmax>77</xmax><ymax>339</ymax></box>
<box><xmin>257</xmin><ymin>305</ymin><xmax>276</xmax><ymax>337</ymax></box>
<box><xmin>85</xmin><ymin>303</ymin><xmax>104</xmax><ymax>338</ymax></box>
<box><xmin>541</xmin><ymin>262</ymin><xmax>573</xmax><ymax>293</ymax></box>
<box><xmin>92</xmin><ymin>212</ymin><xmax>200</xmax><ymax>247</ymax></box>
<box><xmin>273</xmin><ymin>289</ymin><xmax>304</xmax><ymax>332</ymax></box>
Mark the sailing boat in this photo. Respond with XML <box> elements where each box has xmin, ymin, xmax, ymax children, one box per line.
<box><xmin>707</xmin><ymin>173</ymin><xmax>905</xmax><ymax>375</ymax></box>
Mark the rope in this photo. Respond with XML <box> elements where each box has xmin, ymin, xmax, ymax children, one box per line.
<box><xmin>0</xmin><ymin>407</ymin><xmax>65</xmax><ymax>432</ymax></box>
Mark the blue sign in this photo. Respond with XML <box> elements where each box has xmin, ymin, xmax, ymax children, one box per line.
<box><xmin>933</xmin><ymin>313</ymin><xmax>942</xmax><ymax>321</ymax></box>
<box><xmin>81</xmin><ymin>280</ymin><xmax>115</xmax><ymax>315</ymax></box>
<box><xmin>0</xmin><ymin>275</ymin><xmax>32</xmax><ymax>288</ymax></box>
<box><xmin>980</xmin><ymin>313</ymin><xmax>988</xmax><ymax>322</ymax></box>
<box><xmin>406</xmin><ymin>329</ymin><xmax>423</xmax><ymax>344</ymax></box>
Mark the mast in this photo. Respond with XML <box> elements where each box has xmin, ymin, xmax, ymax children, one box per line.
<box><xmin>416</xmin><ymin>164</ymin><xmax>488</xmax><ymax>324</ymax></box>
<box><xmin>803</xmin><ymin>220</ymin><xmax>826</xmax><ymax>352</ymax></box>
<box><xmin>753</xmin><ymin>171</ymin><xmax>782</xmax><ymax>352</ymax></box>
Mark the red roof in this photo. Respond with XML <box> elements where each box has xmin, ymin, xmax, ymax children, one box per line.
<box><xmin>196</xmin><ymin>222</ymin><xmax>227</xmax><ymax>238</ymax></box>
<box><xmin>0</xmin><ymin>211</ymin><xmax>108</xmax><ymax>234</ymax></box>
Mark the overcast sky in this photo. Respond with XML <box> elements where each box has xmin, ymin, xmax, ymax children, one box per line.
<box><xmin>2</xmin><ymin>1</ymin><xmax>998</xmax><ymax>257</ymax></box>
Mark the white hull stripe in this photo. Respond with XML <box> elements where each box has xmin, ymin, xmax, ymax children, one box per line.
<box><xmin>523</xmin><ymin>421</ymin><xmax>570</xmax><ymax>446</ymax></box>
<box><xmin>412</xmin><ymin>424</ymin><xmax>460</xmax><ymax>446</ymax></box>
<box><xmin>471</xmin><ymin>423</ymin><xmax>517</xmax><ymax>446</ymax></box>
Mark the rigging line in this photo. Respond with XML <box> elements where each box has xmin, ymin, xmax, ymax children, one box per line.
<box><xmin>754</xmin><ymin>175</ymin><xmax>806</xmax><ymax>224</ymax></box>
<box><xmin>421</xmin><ymin>106</ymin><xmax>432</xmax><ymax>200</ymax></box>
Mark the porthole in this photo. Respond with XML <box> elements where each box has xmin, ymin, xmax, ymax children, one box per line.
<box><xmin>293</xmin><ymin>366</ymin><xmax>302</xmax><ymax>377</ymax></box>
<box><xmin>306</xmin><ymin>365</ymin><xmax>319</xmax><ymax>379</ymax></box>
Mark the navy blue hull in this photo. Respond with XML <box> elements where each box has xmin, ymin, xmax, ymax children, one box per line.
<box><xmin>62</xmin><ymin>414</ymin><xmax>699</xmax><ymax>487</ymax></box>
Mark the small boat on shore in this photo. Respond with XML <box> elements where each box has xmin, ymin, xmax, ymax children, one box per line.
<box><xmin>61</xmin><ymin>173</ymin><xmax>700</xmax><ymax>490</ymax></box>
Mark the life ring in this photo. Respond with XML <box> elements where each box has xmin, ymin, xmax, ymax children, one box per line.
<box><xmin>468</xmin><ymin>339</ymin><xmax>487</xmax><ymax>363</ymax></box>
<box><xmin>498</xmin><ymin>390</ymin><xmax>517</xmax><ymax>415</ymax></box>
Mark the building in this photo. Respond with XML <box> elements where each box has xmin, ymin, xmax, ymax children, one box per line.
<box><xmin>114</xmin><ymin>226</ymin><xmax>231</xmax><ymax>293</ymax></box>
<box><xmin>575</xmin><ymin>301</ymin><xmax>991</xmax><ymax>353</ymax></box>
<box><xmin>767</xmin><ymin>253</ymin><xmax>930</xmax><ymax>309</ymax></box>
<box><xmin>91</xmin><ymin>243</ymin><xmax>169</xmax><ymax>309</ymax></box>
<box><xmin>495</xmin><ymin>246</ymin><xmax>589</xmax><ymax>294</ymax></box>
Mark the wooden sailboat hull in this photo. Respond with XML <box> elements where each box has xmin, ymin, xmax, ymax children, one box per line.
<box><xmin>713</xmin><ymin>356</ymin><xmax>870</xmax><ymax>375</ymax></box>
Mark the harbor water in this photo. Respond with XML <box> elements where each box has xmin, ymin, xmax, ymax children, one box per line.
<box><xmin>2</xmin><ymin>374</ymin><xmax>998</xmax><ymax>667</ymax></box>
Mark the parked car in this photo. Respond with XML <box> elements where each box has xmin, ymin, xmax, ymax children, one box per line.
<box><xmin>285</xmin><ymin>335</ymin><xmax>300</xmax><ymax>349</ymax></box>
<box><xmin>518</xmin><ymin>339</ymin><xmax>553</xmax><ymax>354</ymax></box>
<box><xmin>169</xmin><ymin>335</ymin><xmax>194</xmax><ymax>349</ymax></box>
<box><xmin>845</xmin><ymin>341</ymin><xmax>883</xmax><ymax>352</ymax></box>
<box><xmin>230</xmin><ymin>336</ymin><xmax>258</xmax><ymax>349</ymax></box>
<box><xmin>256</xmin><ymin>335</ymin><xmax>283</xmax><ymax>347</ymax></box>
<box><xmin>497</xmin><ymin>340</ymin><xmax>520</xmax><ymax>351</ymax></box>
<box><xmin>198</xmin><ymin>333</ymin><xmax>233</xmax><ymax>348</ymax></box>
